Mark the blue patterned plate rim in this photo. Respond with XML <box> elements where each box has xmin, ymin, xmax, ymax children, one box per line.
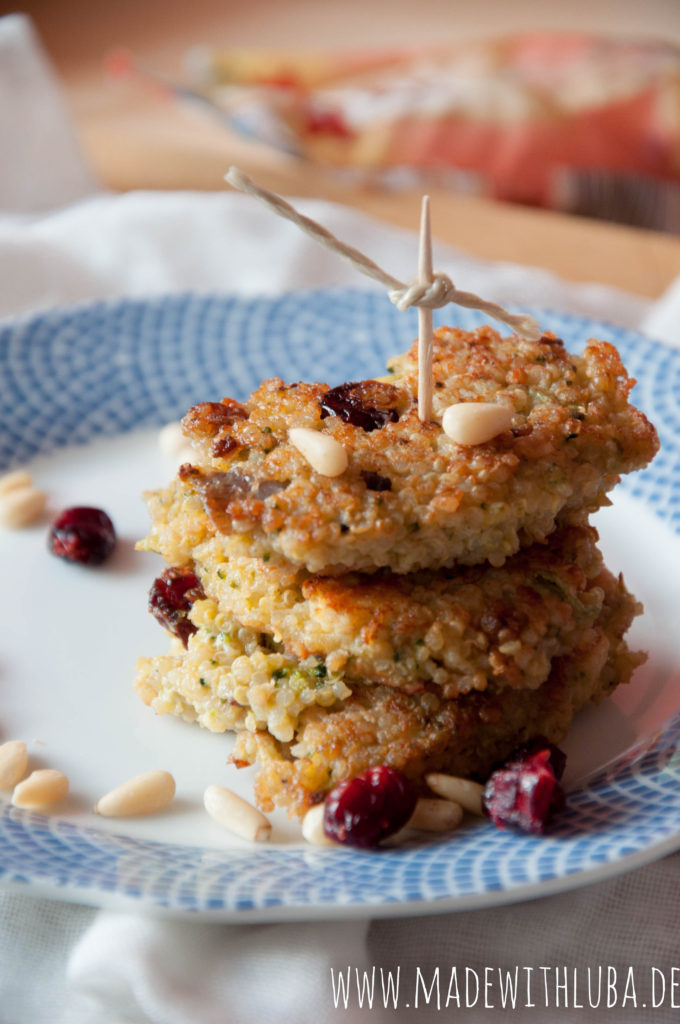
<box><xmin>1</xmin><ymin>289</ymin><xmax>679</xmax><ymax>920</ymax></box>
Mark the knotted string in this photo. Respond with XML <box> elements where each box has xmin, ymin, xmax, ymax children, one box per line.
<box><xmin>225</xmin><ymin>167</ymin><xmax>542</xmax><ymax>341</ymax></box>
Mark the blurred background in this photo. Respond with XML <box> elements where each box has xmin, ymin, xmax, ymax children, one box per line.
<box><xmin>1</xmin><ymin>0</ymin><xmax>679</xmax><ymax>292</ymax></box>
<box><xmin>4</xmin><ymin>0</ymin><xmax>677</xmax><ymax>214</ymax></box>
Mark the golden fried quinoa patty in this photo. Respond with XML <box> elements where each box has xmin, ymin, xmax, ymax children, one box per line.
<box><xmin>142</xmin><ymin>491</ymin><xmax>611</xmax><ymax>698</ymax></box>
<box><xmin>205</xmin><ymin>527</ymin><xmax>609</xmax><ymax>699</ymax></box>
<box><xmin>135</xmin><ymin>598</ymin><xmax>350</xmax><ymax>744</ymax></box>
<box><xmin>235</xmin><ymin>571</ymin><xmax>643</xmax><ymax>818</ymax></box>
<box><xmin>135</xmin><ymin>553</ymin><xmax>642</xmax><ymax>818</ymax></box>
<box><xmin>177</xmin><ymin>326</ymin><xmax>658</xmax><ymax>574</ymax></box>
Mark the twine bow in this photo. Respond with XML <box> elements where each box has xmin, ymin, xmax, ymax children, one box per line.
<box><xmin>225</xmin><ymin>167</ymin><xmax>542</xmax><ymax>342</ymax></box>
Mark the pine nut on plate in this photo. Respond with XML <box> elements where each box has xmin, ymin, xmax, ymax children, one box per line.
<box><xmin>94</xmin><ymin>770</ymin><xmax>176</xmax><ymax>817</ymax></box>
<box><xmin>0</xmin><ymin>740</ymin><xmax>28</xmax><ymax>789</ymax></box>
<box><xmin>175</xmin><ymin>448</ymin><xmax>196</xmax><ymax>466</ymax></box>
<box><xmin>158</xmin><ymin>421</ymin><xmax>186</xmax><ymax>457</ymax></box>
<box><xmin>0</xmin><ymin>469</ymin><xmax>33</xmax><ymax>495</ymax></box>
<box><xmin>204</xmin><ymin>785</ymin><xmax>272</xmax><ymax>842</ymax></box>
<box><xmin>288</xmin><ymin>427</ymin><xmax>348</xmax><ymax>477</ymax></box>
<box><xmin>12</xmin><ymin>769</ymin><xmax>69</xmax><ymax>810</ymax></box>
<box><xmin>158</xmin><ymin>423</ymin><xmax>194</xmax><ymax>465</ymax></box>
<box><xmin>407</xmin><ymin>797</ymin><xmax>464</xmax><ymax>833</ymax></box>
<box><xmin>0</xmin><ymin>486</ymin><xmax>47</xmax><ymax>528</ymax></box>
<box><xmin>425</xmin><ymin>773</ymin><xmax>485</xmax><ymax>816</ymax></box>
<box><xmin>441</xmin><ymin>402</ymin><xmax>514</xmax><ymax>446</ymax></box>
<box><xmin>301</xmin><ymin>803</ymin><xmax>337</xmax><ymax>847</ymax></box>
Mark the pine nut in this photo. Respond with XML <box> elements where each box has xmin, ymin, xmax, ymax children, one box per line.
<box><xmin>175</xmin><ymin>447</ymin><xmax>196</xmax><ymax>466</ymax></box>
<box><xmin>158</xmin><ymin>422</ymin><xmax>187</xmax><ymax>457</ymax></box>
<box><xmin>441</xmin><ymin>402</ymin><xmax>513</xmax><ymax>446</ymax></box>
<box><xmin>12</xmin><ymin>769</ymin><xmax>69</xmax><ymax>809</ymax></box>
<box><xmin>0</xmin><ymin>740</ymin><xmax>28</xmax><ymax>789</ymax></box>
<box><xmin>288</xmin><ymin>427</ymin><xmax>348</xmax><ymax>477</ymax></box>
<box><xmin>0</xmin><ymin>469</ymin><xmax>32</xmax><ymax>495</ymax></box>
<box><xmin>301</xmin><ymin>803</ymin><xmax>337</xmax><ymax>846</ymax></box>
<box><xmin>94</xmin><ymin>770</ymin><xmax>175</xmax><ymax>817</ymax></box>
<box><xmin>425</xmin><ymin>773</ymin><xmax>485</xmax><ymax>816</ymax></box>
<box><xmin>0</xmin><ymin>486</ymin><xmax>47</xmax><ymax>528</ymax></box>
<box><xmin>407</xmin><ymin>797</ymin><xmax>464</xmax><ymax>832</ymax></box>
<box><xmin>203</xmin><ymin>784</ymin><xmax>271</xmax><ymax>842</ymax></box>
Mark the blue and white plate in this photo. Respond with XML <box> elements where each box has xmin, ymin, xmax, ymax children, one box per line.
<box><xmin>1</xmin><ymin>290</ymin><xmax>679</xmax><ymax>921</ymax></box>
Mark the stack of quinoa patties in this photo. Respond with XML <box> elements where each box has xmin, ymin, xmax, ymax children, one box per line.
<box><xmin>135</xmin><ymin>325</ymin><xmax>658</xmax><ymax>818</ymax></box>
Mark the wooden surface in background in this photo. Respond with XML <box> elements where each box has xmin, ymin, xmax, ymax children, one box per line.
<box><xmin>8</xmin><ymin>0</ymin><xmax>680</xmax><ymax>299</ymax></box>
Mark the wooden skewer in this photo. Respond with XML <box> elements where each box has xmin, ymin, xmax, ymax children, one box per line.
<box><xmin>418</xmin><ymin>195</ymin><xmax>434</xmax><ymax>423</ymax></box>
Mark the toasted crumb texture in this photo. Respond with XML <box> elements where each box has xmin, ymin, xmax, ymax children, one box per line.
<box><xmin>202</xmin><ymin>526</ymin><xmax>611</xmax><ymax>699</ymax></box>
<box><xmin>234</xmin><ymin>570</ymin><xmax>643</xmax><ymax>818</ymax></box>
<box><xmin>174</xmin><ymin>326</ymin><xmax>657</xmax><ymax>574</ymax></box>
<box><xmin>134</xmin><ymin>600</ymin><xmax>350</xmax><ymax>744</ymax></box>
<box><xmin>135</xmin><ymin>547</ymin><xmax>642</xmax><ymax>818</ymax></box>
<box><xmin>143</xmin><ymin>503</ymin><xmax>613</xmax><ymax>698</ymax></box>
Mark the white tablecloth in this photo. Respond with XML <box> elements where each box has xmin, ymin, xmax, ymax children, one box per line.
<box><xmin>1</xmin><ymin>14</ymin><xmax>679</xmax><ymax>1024</ymax></box>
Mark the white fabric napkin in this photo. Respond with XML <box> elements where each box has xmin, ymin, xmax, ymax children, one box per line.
<box><xmin>2</xmin><ymin>14</ymin><xmax>680</xmax><ymax>1024</ymax></box>
<box><xmin>0</xmin><ymin>187</ymin><xmax>653</xmax><ymax>330</ymax></box>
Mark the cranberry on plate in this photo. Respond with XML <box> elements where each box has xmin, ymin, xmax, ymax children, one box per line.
<box><xmin>48</xmin><ymin>506</ymin><xmax>116</xmax><ymax>566</ymax></box>
<box><xmin>323</xmin><ymin>766</ymin><xmax>417</xmax><ymax>848</ymax></box>
<box><xmin>482</xmin><ymin>738</ymin><xmax>567</xmax><ymax>835</ymax></box>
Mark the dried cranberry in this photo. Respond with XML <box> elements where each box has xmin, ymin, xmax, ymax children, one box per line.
<box><xmin>482</xmin><ymin>742</ymin><xmax>567</xmax><ymax>835</ymax></box>
<box><xmin>361</xmin><ymin>471</ymin><xmax>392</xmax><ymax>492</ymax></box>
<box><xmin>49</xmin><ymin>507</ymin><xmax>116</xmax><ymax>566</ymax></box>
<box><xmin>182</xmin><ymin>399</ymin><xmax>248</xmax><ymax>439</ymax></box>
<box><xmin>505</xmin><ymin>736</ymin><xmax>567</xmax><ymax>781</ymax></box>
<box><xmin>320</xmin><ymin>382</ymin><xmax>399</xmax><ymax>432</ymax></box>
<box><xmin>148</xmin><ymin>567</ymin><xmax>205</xmax><ymax>646</ymax></box>
<box><xmin>323</xmin><ymin>766</ymin><xmax>417</xmax><ymax>848</ymax></box>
